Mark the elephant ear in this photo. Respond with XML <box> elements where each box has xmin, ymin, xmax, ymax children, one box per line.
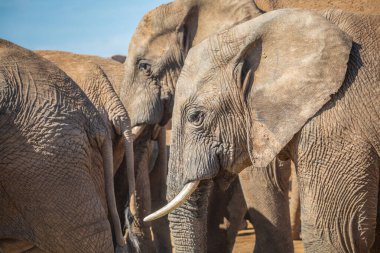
<box><xmin>232</xmin><ymin>9</ymin><xmax>352</xmax><ymax>167</ymax></box>
<box><xmin>176</xmin><ymin>5</ymin><xmax>199</xmax><ymax>59</ymax></box>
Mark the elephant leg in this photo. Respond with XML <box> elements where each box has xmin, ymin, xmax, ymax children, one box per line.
<box><xmin>114</xmin><ymin>157</ymin><xmax>129</xmax><ymax>230</ymax></box>
<box><xmin>289</xmin><ymin>162</ymin><xmax>301</xmax><ymax>240</ymax></box>
<box><xmin>296</xmin><ymin>135</ymin><xmax>379</xmax><ymax>252</ymax></box>
<box><xmin>225</xmin><ymin>179</ymin><xmax>248</xmax><ymax>252</ymax></box>
<box><xmin>239</xmin><ymin>159</ymin><xmax>293</xmax><ymax>253</ymax></box>
<box><xmin>206</xmin><ymin>178</ymin><xmax>248</xmax><ymax>253</ymax></box>
<box><xmin>150</xmin><ymin>128</ymin><xmax>172</xmax><ymax>253</ymax></box>
<box><xmin>207</xmin><ymin>182</ymin><xmax>230</xmax><ymax>253</ymax></box>
<box><xmin>370</xmin><ymin>182</ymin><xmax>380</xmax><ymax>253</ymax></box>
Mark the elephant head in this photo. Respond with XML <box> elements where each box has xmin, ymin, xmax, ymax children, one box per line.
<box><xmin>145</xmin><ymin>9</ymin><xmax>352</xmax><ymax>252</ymax></box>
<box><xmin>121</xmin><ymin>0</ymin><xmax>261</xmax><ymax>128</ymax></box>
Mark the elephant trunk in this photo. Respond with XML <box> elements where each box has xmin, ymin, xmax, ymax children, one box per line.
<box><xmin>168</xmin><ymin>181</ymin><xmax>212</xmax><ymax>253</ymax></box>
<box><xmin>101</xmin><ymin>137</ymin><xmax>126</xmax><ymax>250</ymax></box>
<box><xmin>123</xmin><ymin>129</ymin><xmax>136</xmax><ymax>216</ymax></box>
<box><xmin>122</xmin><ymin>127</ymin><xmax>143</xmax><ymax>252</ymax></box>
<box><xmin>123</xmin><ymin>129</ymin><xmax>136</xmax><ymax>217</ymax></box>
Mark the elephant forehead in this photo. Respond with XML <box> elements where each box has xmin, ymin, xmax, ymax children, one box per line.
<box><xmin>176</xmin><ymin>44</ymin><xmax>218</xmax><ymax>98</ymax></box>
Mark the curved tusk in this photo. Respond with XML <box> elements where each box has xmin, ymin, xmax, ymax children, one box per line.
<box><xmin>132</xmin><ymin>125</ymin><xmax>146</xmax><ymax>140</ymax></box>
<box><xmin>143</xmin><ymin>181</ymin><xmax>200</xmax><ymax>222</ymax></box>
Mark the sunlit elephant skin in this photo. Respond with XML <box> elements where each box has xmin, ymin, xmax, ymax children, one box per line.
<box><xmin>125</xmin><ymin>1</ymin><xmax>296</xmax><ymax>251</ymax></box>
<box><xmin>250</xmin><ymin>0</ymin><xmax>380</xmax><ymax>242</ymax></box>
<box><xmin>128</xmin><ymin>0</ymin><xmax>373</xmax><ymax>250</ymax></box>
<box><xmin>253</xmin><ymin>0</ymin><xmax>380</xmax><ymax>13</ymax></box>
<box><xmin>35</xmin><ymin>50</ymin><xmax>138</xmax><ymax>249</ymax></box>
<box><xmin>122</xmin><ymin>0</ymin><xmax>261</xmax><ymax>128</ymax></box>
<box><xmin>0</xmin><ymin>39</ymin><xmax>126</xmax><ymax>252</ymax></box>
<box><xmin>167</xmin><ymin>9</ymin><xmax>380</xmax><ymax>253</ymax></box>
<box><xmin>36</xmin><ymin>51</ymin><xmax>170</xmax><ymax>252</ymax></box>
<box><xmin>36</xmin><ymin>51</ymin><xmax>133</xmax><ymax>173</ymax></box>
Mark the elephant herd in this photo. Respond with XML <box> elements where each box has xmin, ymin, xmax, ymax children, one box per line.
<box><xmin>0</xmin><ymin>0</ymin><xmax>379</xmax><ymax>252</ymax></box>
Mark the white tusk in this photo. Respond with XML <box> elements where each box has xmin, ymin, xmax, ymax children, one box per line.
<box><xmin>132</xmin><ymin>125</ymin><xmax>146</xmax><ymax>140</ymax></box>
<box><xmin>143</xmin><ymin>181</ymin><xmax>200</xmax><ymax>222</ymax></box>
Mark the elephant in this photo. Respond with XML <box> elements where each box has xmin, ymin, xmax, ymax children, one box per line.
<box><xmin>35</xmin><ymin>50</ymin><xmax>138</xmax><ymax>247</ymax></box>
<box><xmin>124</xmin><ymin>0</ymin><xmax>296</xmax><ymax>251</ymax></box>
<box><xmin>150</xmin><ymin>8</ymin><xmax>380</xmax><ymax>253</ymax></box>
<box><xmin>36</xmin><ymin>50</ymin><xmax>174</xmax><ymax>252</ymax></box>
<box><xmin>0</xmin><ymin>39</ymin><xmax>127</xmax><ymax>252</ymax></box>
<box><xmin>34</xmin><ymin>50</ymin><xmax>170</xmax><ymax>252</ymax></box>
<box><xmin>35</xmin><ymin>51</ymin><xmax>133</xmax><ymax>172</ymax></box>
<box><xmin>250</xmin><ymin>0</ymin><xmax>380</xmax><ymax>242</ymax></box>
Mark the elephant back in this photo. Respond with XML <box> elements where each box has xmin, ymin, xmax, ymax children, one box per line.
<box><xmin>0</xmin><ymin>39</ymin><xmax>108</xmax><ymax>142</ymax></box>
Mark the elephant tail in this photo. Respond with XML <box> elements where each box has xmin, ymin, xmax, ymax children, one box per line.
<box><xmin>101</xmin><ymin>136</ymin><xmax>127</xmax><ymax>251</ymax></box>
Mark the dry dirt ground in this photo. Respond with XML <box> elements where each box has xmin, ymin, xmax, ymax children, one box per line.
<box><xmin>232</xmin><ymin>227</ymin><xmax>304</xmax><ymax>253</ymax></box>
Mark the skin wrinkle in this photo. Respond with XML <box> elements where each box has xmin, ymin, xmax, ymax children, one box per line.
<box><xmin>124</xmin><ymin>0</ymin><xmax>261</xmax><ymax>127</ymax></box>
<box><xmin>35</xmin><ymin>51</ymin><xmax>146</xmax><ymax>252</ymax></box>
<box><xmin>124</xmin><ymin>1</ymin><xmax>342</xmax><ymax>252</ymax></box>
<box><xmin>168</xmin><ymin>8</ymin><xmax>379</xmax><ymax>253</ymax></box>
<box><xmin>35</xmin><ymin>51</ymin><xmax>133</xmax><ymax>172</ymax></box>
<box><xmin>297</xmin><ymin>11</ymin><xmax>379</xmax><ymax>252</ymax></box>
<box><xmin>0</xmin><ymin>40</ymin><xmax>117</xmax><ymax>252</ymax></box>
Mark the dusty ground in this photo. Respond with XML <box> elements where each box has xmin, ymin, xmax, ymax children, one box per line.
<box><xmin>233</xmin><ymin>228</ymin><xmax>304</xmax><ymax>253</ymax></box>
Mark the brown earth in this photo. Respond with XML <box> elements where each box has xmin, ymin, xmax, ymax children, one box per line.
<box><xmin>232</xmin><ymin>228</ymin><xmax>304</xmax><ymax>253</ymax></box>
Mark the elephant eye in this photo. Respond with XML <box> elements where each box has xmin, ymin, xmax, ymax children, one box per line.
<box><xmin>187</xmin><ymin>110</ymin><xmax>204</xmax><ymax>126</ymax></box>
<box><xmin>138</xmin><ymin>60</ymin><xmax>152</xmax><ymax>76</ymax></box>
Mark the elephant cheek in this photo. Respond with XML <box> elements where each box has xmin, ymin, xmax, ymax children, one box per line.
<box><xmin>129</xmin><ymin>85</ymin><xmax>163</xmax><ymax>126</ymax></box>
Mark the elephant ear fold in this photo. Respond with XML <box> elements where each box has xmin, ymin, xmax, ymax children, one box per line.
<box><xmin>233</xmin><ymin>9</ymin><xmax>352</xmax><ymax>167</ymax></box>
<box><xmin>176</xmin><ymin>6</ymin><xmax>199</xmax><ymax>59</ymax></box>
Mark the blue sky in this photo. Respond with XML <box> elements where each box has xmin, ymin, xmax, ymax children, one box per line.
<box><xmin>0</xmin><ymin>0</ymin><xmax>170</xmax><ymax>56</ymax></box>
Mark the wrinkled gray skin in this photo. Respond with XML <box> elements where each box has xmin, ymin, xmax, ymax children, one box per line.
<box><xmin>253</xmin><ymin>0</ymin><xmax>380</xmax><ymax>14</ymax></box>
<box><xmin>288</xmin><ymin>162</ymin><xmax>301</xmax><ymax>240</ymax></box>
<box><xmin>36</xmin><ymin>51</ymin><xmax>133</xmax><ymax>174</ymax></box>
<box><xmin>168</xmin><ymin>8</ymin><xmax>380</xmax><ymax>253</ymax></box>
<box><xmin>251</xmin><ymin>0</ymin><xmax>380</xmax><ymax>241</ymax></box>
<box><xmin>35</xmin><ymin>51</ymin><xmax>139</xmax><ymax>250</ymax></box>
<box><xmin>36</xmin><ymin>51</ymin><xmax>171</xmax><ymax>252</ymax></box>
<box><xmin>0</xmin><ymin>39</ymin><xmax>126</xmax><ymax>252</ymax></box>
<box><xmin>122</xmin><ymin>0</ymin><xmax>260</xmax><ymax>127</ymax></box>
<box><xmin>124</xmin><ymin>0</ymin><xmax>296</xmax><ymax>251</ymax></box>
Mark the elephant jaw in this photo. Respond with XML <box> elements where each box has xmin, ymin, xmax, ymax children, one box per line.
<box><xmin>143</xmin><ymin>181</ymin><xmax>200</xmax><ymax>222</ymax></box>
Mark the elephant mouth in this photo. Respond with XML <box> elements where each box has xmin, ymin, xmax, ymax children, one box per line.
<box><xmin>143</xmin><ymin>167</ymin><xmax>224</xmax><ymax>223</ymax></box>
<box><xmin>214</xmin><ymin>169</ymin><xmax>237</xmax><ymax>191</ymax></box>
<box><xmin>143</xmin><ymin>145</ymin><xmax>227</xmax><ymax>222</ymax></box>
<box><xmin>143</xmin><ymin>181</ymin><xmax>200</xmax><ymax>222</ymax></box>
